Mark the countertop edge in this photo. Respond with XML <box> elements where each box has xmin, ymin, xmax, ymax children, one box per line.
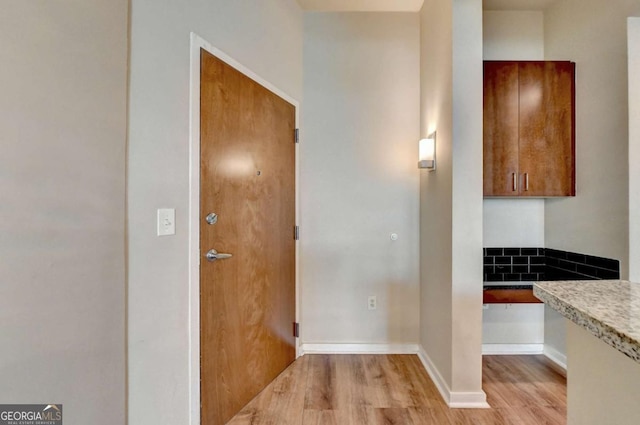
<box><xmin>533</xmin><ymin>282</ymin><xmax>640</xmax><ymax>365</ymax></box>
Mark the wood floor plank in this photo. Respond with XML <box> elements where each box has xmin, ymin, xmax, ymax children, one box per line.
<box><xmin>227</xmin><ymin>354</ymin><xmax>567</xmax><ymax>425</ymax></box>
<box><xmin>451</xmin><ymin>407</ymin><xmax>521</xmax><ymax>425</ymax></box>
<box><xmin>407</xmin><ymin>406</ymin><xmax>455</xmax><ymax>424</ymax></box>
<box><xmin>228</xmin><ymin>355</ymin><xmax>308</xmax><ymax>425</ymax></box>
<box><xmin>404</xmin><ymin>355</ymin><xmax>449</xmax><ymax>408</ymax></box>
<box><xmin>483</xmin><ymin>355</ymin><xmax>564</xmax><ymax>409</ymax></box>
<box><xmin>302</xmin><ymin>409</ymin><xmax>338</xmax><ymax>425</ymax></box>
<box><xmin>333</xmin><ymin>355</ymin><xmax>371</xmax><ymax>410</ymax></box>
<box><xmin>384</xmin><ymin>355</ymin><xmax>426</xmax><ymax>408</ymax></box>
<box><xmin>362</xmin><ymin>354</ymin><xmax>414</xmax><ymax>408</ymax></box>
<box><xmin>514</xmin><ymin>405</ymin><xmax>567</xmax><ymax>425</ymax></box>
<box><xmin>361</xmin><ymin>355</ymin><xmax>387</xmax><ymax>408</ymax></box>
<box><xmin>304</xmin><ymin>354</ymin><xmax>337</xmax><ymax>410</ymax></box>
<box><xmin>371</xmin><ymin>407</ymin><xmax>411</xmax><ymax>424</ymax></box>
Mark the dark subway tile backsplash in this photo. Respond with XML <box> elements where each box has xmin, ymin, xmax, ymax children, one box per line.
<box><xmin>483</xmin><ymin>247</ymin><xmax>620</xmax><ymax>282</ymax></box>
<box><xmin>504</xmin><ymin>248</ymin><xmax>521</xmax><ymax>256</ymax></box>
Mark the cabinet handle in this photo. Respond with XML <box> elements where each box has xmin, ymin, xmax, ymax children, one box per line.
<box><xmin>512</xmin><ymin>173</ymin><xmax>518</xmax><ymax>192</ymax></box>
<box><xmin>524</xmin><ymin>173</ymin><xmax>529</xmax><ymax>191</ymax></box>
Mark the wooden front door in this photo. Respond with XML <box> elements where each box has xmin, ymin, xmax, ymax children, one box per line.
<box><xmin>199</xmin><ymin>49</ymin><xmax>296</xmax><ymax>425</ymax></box>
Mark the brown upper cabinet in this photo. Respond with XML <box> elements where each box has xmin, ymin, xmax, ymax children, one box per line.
<box><xmin>483</xmin><ymin>61</ymin><xmax>576</xmax><ymax>197</ymax></box>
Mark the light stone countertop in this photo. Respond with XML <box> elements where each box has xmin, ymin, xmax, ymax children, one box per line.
<box><xmin>534</xmin><ymin>280</ymin><xmax>640</xmax><ymax>364</ymax></box>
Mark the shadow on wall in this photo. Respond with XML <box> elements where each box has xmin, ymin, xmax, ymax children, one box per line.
<box><xmin>385</xmin><ymin>280</ymin><xmax>420</xmax><ymax>344</ymax></box>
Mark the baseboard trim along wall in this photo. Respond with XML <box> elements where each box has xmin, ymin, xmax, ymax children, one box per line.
<box><xmin>543</xmin><ymin>344</ymin><xmax>567</xmax><ymax>371</ymax></box>
<box><xmin>482</xmin><ymin>343</ymin><xmax>544</xmax><ymax>355</ymax></box>
<box><xmin>300</xmin><ymin>343</ymin><xmax>491</xmax><ymax>408</ymax></box>
<box><xmin>299</xmin><ymin>343</ymin><xmax>419</xmax><ymax>355</ymax></box>
<box><xmin>417</xmin><ymin>346</ymin><xmax>490</xmax><ymax>409</ymax></box>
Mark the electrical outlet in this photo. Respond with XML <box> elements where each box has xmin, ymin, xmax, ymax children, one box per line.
<box><xmin>368</xmin><ymin>295</ymin><xmax>377</xmax><ymax>310</ymax></box>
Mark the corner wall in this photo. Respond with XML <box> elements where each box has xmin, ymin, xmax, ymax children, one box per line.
<box><xmin>543</xmin><ymin>0</ymin><xmax>640</xmax><ymax>370</ymax></box>
<box><xmin>420</xmin><ymin>0</ymin><xmax>485</xmax><ymax>405</ymax></box>
<box><xmin>127</xmin><ymin>1</ymin><xmax>303</xmax><ymax>423</ymax></box>
<box><xmin>0</xmin><ymin>1</ymin><xmax>128</xmax><ymax>423</ymax></box>
<box><xmin>544</xmin><ymin>0</ymin><xmax>640</xmax><ymax>279</ymax></box>
<box><xmin>420</xmin><ymin>0</ymin><xmax>454</xmax><ymax>392</ymax></box>
<box><xmin>450</xmin><ymin>0</ymin><xmax>484</xmax><ymax>396</ymax></box>
<box><xmin>300</xmin><ymin>12</ymin><xmax>421</xmax><ymax>347</ymax></box>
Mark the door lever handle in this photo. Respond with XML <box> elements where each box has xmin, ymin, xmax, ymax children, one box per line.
<box><xmin>205</xmin><ymin>249</ymin><xmax>233</xmax><ymax>262</ymax></box>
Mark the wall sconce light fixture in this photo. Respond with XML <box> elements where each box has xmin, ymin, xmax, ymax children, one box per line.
<box><xmin>418</xmin><ymin>132</ymin><xmax>436</xmax><ymax>171</ymax></box>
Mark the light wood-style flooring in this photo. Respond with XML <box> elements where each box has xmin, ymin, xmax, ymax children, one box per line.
<box><xmin>228</xmin><ymin>354</ymin><xmax>566</xmax><ymax>425</ymax></box>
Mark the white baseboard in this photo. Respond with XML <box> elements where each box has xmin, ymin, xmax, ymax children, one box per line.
<box><xmin>299</xmin><ymin>343</ymin><xmax>488</xmax><ymax>408</ymax></box>
<box><xmin>482</xmin><ymin>343</ymin><xmax>544</xmax><ymax>355</ymax></box>
<box><xmin>417</xmin><ymin>345</ymin><xmax>489</xmax><ymax>409</ymax></box>
<box><xmin>449</xmin><ymin>392</ymin><xmax>491</xmax><ymax>409</ymax></box>
<box><xmin>299</xmin><ymin>343</ymin><xmax>419</xmax><ymax>355</ymax></box>
<box><xmin>416</xmin><ymin>345</ymin><xmax>450</xmax><ymax>405</ymax></box>
<box><xmin>543</xmin><ymin>344</ymin><xmax>567</xmax><ymax>371</ymax></box>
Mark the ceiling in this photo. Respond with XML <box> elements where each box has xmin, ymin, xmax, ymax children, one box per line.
<box><xmin>296</xmin><ymin>0</ymin><xmax>558</xmax><ymax>12</ymax></box>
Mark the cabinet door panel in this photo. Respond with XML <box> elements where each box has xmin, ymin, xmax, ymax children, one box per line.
<box><xmin>483</xmin><ymin>62</ymin><xmax>520</xmax><ymax>196</ymax></box>
<box><xmin>519</xmin><ymin>61</ymin><xmax>575</xmax><ymax>196</ymax></box>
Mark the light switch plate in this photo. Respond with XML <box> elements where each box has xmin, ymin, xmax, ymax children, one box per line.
<box><xmin>157</xmin><ymin>208</ymin><xmax>175</xmax><ymax>236</ymax></box>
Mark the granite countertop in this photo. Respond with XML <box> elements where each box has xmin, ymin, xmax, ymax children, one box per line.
<box><xmin>534</xmin><ymin>280</ymin><xmax>640</xmax><ymax>364</ymax></box>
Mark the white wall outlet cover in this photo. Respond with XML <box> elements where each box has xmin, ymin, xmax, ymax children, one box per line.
<box><xmin>157</xmin><ymin>208</ymin><xmax>176</xmax><ymax>236</ymax></box>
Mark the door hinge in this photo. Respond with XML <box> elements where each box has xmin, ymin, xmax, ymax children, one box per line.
<box><xmin>295</xmin><ymin>128</ymin><xmax>299</xmax><ymax>144</ymax></box>
<box><xmin>294</xmin><ymin>225</ymin><xmax>300</xmax><ymax>241</ymax></box>
<box><xmin>293</xmin><ymin>322</ymin><xmax>300</xmax><ymax>338</ymax></box>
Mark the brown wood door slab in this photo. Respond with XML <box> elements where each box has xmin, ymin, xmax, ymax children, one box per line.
<box><xmin>483</xmin><ymin>61</ymin><xmax>520</xmax><ymax>196</ymax></box>
<box><xmin>199</xmin><ymin>49</ymin><xmax>296</xmax><ymax>425</ymax></box>
<box><xmin>519</xmin><ymin>61</ymin><xmax>575</xmax><ymax>197</ymax></box>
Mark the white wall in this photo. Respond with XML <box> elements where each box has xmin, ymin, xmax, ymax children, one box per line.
<box><xmin>482</xmin><ymin>11</ymin><xmax>545</xmax><ymax>249</ymax></box>
<box><xmin>543</xmin><ymin>307</ymin><xmax>567</xmax><ymax>367</ymax></box>
<box><xmin>420</xmin><ymin>0</ymin><xmax>454</xmax><ymax>392</ymax></box>
<box><xmin>0</xmin><ymin>1</ymin><xmax>128</xmax><ymax>423</ymax></box>
<box><xmin>629</xmin><ymin>17</ymin><xmax>640</xmax><ymax>281</ymax></box>
<box><xmin>420</xmin><ymin>0</ymin><xmax>485</xmax><ymax>403</ymax></box>
<box><xmin>450</xmin><ymin>0</ymin><xmax>484</xmax><ymax>395</ymax></box>
<box><xmin>127</xmin><ymin>1</ymin><xmax>303</xmax><ymax>424</ymax></box>
<box><xmin>567</xmin><ymin>321</ymin><xmax>640</xmax><ymax>425</ymax></box>
<box><xmin>543</xmin><ymin>0</ymin><xmax>640</xmax><ymax>365</ymax></box>
<box><xmin>544</xmin><ymin>0</ymin><xmax>640</xmax><ymax>278</ymax></box>
<box><xmin>481</xmin><ymin>11</ymin><xmax>546</xmax><ymax>349</ymax></box>
<box><xmin>482</xmin><ymin>304</ymin><xmax>544</xmax><ymax>345</ymax></box>
<box><xmin>301</xmin><ymin>13</ymin><xmax>420</xmax><ymax>346</ymax></box>
<box><xmin>483</xmin><ymin>11</ymin><xmax>544</xmax><ymax>60</ymax></box>
<box><xmin>483</xmin><ymin>200</ymin><xmax>545</xmax><ymax>247</ymax></box>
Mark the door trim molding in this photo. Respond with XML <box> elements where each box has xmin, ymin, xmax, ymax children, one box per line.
<box><xmin>188</xmin><ymin>32</ymin><xmax>300</xmax><ymax>425</ymax></box>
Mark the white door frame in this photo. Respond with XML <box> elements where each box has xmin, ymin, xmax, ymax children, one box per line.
<box><xmin>188</xmin><ymin>32</ymin><xmax>301</xmax><ymax>425</ymax></box>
